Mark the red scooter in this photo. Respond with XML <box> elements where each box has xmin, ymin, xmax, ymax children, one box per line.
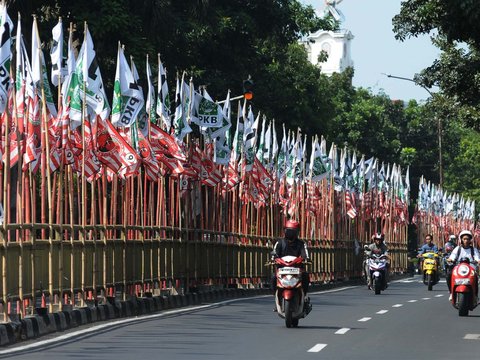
<box><xmin>268</xmin><ymin>255</ymin><xmax>311</xmax><ymax>328</ymax></box>
<box><xmin>450</xmin><ymin>257</ymin><xmax>478</xmax><ymax>316</ymax></box>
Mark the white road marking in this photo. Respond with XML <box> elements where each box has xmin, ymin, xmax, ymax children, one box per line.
<box><xmin>311</xmin><ymin>286</ymin><xmax>360</xmax><ymax>295</ymax></box>
<box><xmin>335</xmin><ymin>328</ymin><xmax>350</xmax><ymax>334</ymax></box>
<box><xmin>308</xmin><ymin>344</ymin><xmax>328</xmax><ymax>352</ymax></box>
<box><xmin>392</xmin><ymin>304</ymin><xmax>403</xmax><ymax>307</ymax></box>
<box><xmin>435</xmin><ymin>294</ymin><xmax>444</xmax><ymax>297</ymax></box>
<box><xmin>401</xmin><ymin>280</ymin><xmax>415</xmax><ymax>283</ymax></box>
<box><xmin>464</xmin><ymin>334</ymin><xmax>480</xmax><ymax>340</ymax></box>
<box><xmin>376</xmin><ymin>310</ymin><xmax>388</xmax><ymax>314</ymax></box>
<box><xmin>408</xmin><ymin>300</ymin><xmax>418</xmax><ymax>303</ymax></box>
<box><xmin>358</xmin><ymin>317</ymin><xmax>371</xmax><ymax>322</ymax></box>
<box><xmin>422</xmin><ymin>297</ymin><xmax>431</xmax><ymax>300</ymax></box>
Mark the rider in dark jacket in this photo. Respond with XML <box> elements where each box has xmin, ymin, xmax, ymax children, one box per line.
<box><xmin>271</xmin><ymin>220</ymin><xmax>310</xmax><ymax>309</ymax></box>
<box><xmin>364</xmin><ymin>233</ymin><xmax>389</xmax><ymax>288</ymax></box>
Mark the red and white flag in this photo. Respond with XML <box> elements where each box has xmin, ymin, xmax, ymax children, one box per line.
<box><xmin>95</xmin><ymin>119</ymin><xmax>140</xmax><ymax>179</ymax></box>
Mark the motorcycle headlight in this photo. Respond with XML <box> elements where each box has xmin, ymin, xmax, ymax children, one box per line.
<box><xmin>458</xmin><ymin>265</ymin><xmax>470</xmax><ymax>276</ymax></box>
<box><xmin>279</xmin><ymin>275</ymin><xmax>299</xmax><ymax>287</ymax></box>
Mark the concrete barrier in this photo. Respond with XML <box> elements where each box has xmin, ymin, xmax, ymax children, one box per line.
<box><xmin>20</xmin><ymin>318</ymin><xmax>35</xmax><ymax>340</ymax></box>
<box><xmin>152</xmin><ymin>296</ymin><xmax>162</xmax><ymax>311</ymax></box>
<box><xmin>70</xmin><ymin>308</ymin><xmax>86</xmax><ymax>326</ymax></box>
<box><xmin>0</xmin><ymin>323</ymin><xmax>15</xmax><ymax>346</ymax></box>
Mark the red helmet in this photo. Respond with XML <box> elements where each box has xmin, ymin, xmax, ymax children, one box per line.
<box><xmin>285</xmin><ymin>220</ymin><xmax>300</xmax><ymax>230</ymax></box>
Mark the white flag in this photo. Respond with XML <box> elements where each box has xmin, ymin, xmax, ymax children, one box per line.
<box><xmin>50</xmin><ymin>18</ymin><xmax>67</xmax><ymax>86</ymax></box>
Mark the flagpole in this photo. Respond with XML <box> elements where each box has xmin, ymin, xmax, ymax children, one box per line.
<box><xmin>1</xmin><ymin>96</ymin><xmax>10</xmax><ymax>321</ymax></box>
<box><xmin>80</xmin><ymin>22</ymin><xmax>88</xmax><ymax>307</ymax></box>
<box><xmin>33</xmin><ymin>14</ymin><xmax>55</xmax><ymax>310</ymax></box>
<box><xmin>56</xmin><ymin>17</ymin><xmax>67</xmax><ymax>308</ymax></box>
<box><xmin>11</xmin><ymin>59</ymin><xmax>26</xmax><ymax>316</ymax></box>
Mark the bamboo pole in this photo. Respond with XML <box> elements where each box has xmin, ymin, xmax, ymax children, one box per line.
<box><xmin>2</xmin><ymin>105</ymin><xmax>10</xmax><ymax>321</ymax></box>
<box><xmin>79</xmin><ymin>23</ymin><xmax>89</xmax><ymax>306</ymax></box>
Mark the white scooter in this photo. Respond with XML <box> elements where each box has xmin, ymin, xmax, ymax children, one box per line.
<box><xmin>366</xmin><ymin>253</ymin><xmax>389</xmax><ymax>295</ymax></box>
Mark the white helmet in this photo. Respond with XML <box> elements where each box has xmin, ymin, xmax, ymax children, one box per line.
<box><xmin>459</xmin><ymin>230</ymin><xmax>473</xmax><ymax>239</ymax></box>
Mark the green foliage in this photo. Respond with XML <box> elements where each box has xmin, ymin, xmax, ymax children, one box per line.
<box><xmin>6</xmin><ymin>0</ymin><xmax>479</xmax><ymax>208</ymax></box>
<box><xmin>445</xmin><ymin>129</ymin><xmax>480</xmax><ymax>210</ymax></box>
<box><xmin>400</xmin><ymin>147</ymin><xmax>417</xmax><ymax>166</ymax></box>
<box><xmin>393</xmin><ymin>0</ymin><xmax>480</xmax><ymax>117</ymax></box>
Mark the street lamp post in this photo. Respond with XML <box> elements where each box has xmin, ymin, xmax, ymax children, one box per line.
<box><xmin>383</xmin><ymin>73</ymin><xmax>443</xmax><ymax>188</ymax></box>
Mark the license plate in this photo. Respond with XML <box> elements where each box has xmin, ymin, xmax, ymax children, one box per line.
<box><xmin>278</xmin><ymin>267</ymin><xmax>300</xmax><ymax>275</ymax></box>
<box><xmin>455</xmin><ymin>278</ymin><xmax>470</xmax><ymax>285</ymax></box>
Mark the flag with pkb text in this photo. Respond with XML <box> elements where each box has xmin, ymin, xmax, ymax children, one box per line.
<box><xmin>111</xmin><ymin>45</ymin><xmax>144</xmax><ymax>127</ymax></box>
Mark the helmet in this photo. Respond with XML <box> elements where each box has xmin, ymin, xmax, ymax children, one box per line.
<box><xmin>373</xmin><ymin>233</ymin><xmax>384</xmax><ymax>241</ymax></box>
<box><xmin>445</xmin><ymin>243</ymin><xmax>455</xmax><ymax>253</ymax></box>
<box><xmin>459</xmin><ymin>230</ymin><xmax>473</xmax><ymax>240</ymax></box>
<box><xmin>285</xmin><ymin>220</ymin><xmax>300</xmax><ymax>241</ymax></box>
<box><xmin>449</xmin><ymin>235</ymin><xmax>456</xmax><ymax>241</ymax></box>
<box><xmin>285</xmin><ymin>220</ymin><xmax>300</xmax><ymax>230</ymax></box>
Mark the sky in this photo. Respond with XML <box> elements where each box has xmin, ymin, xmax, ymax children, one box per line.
<box><xmin>301</xmin><ymin>0</ymin><xmax>440</xmax><ymax>102</ymax></box>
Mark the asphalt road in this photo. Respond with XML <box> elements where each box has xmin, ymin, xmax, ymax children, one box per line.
<box><xmin>2</xmin><ymin>275</ymin><xmax>479</xmax><ymax>359</ymax></box>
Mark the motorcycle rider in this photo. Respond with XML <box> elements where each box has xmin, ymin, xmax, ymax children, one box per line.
<box><xmin>271</xmin><ymin>220</ymin><xmax>310</xmax><ymax>310</ymax></box>
<box><xmin>447</xmin><ymin>230</ymin><xmax>480</xmax><ymax>301</ymax></box>
<box><xmin>417</xmin><ymin>233</ymin><xmax>438</xmax><ymax>272</ymax></box>
<box><xmin>364</xmin><ymin>233</ymin><xmax>389</xmax><ymax>289</ymax></box>
<box><xmin>445</xmin><ymin>234</ymin><xmax>457</xmax><ymax>249</ymax></box>
<box><xmin>443</xmin><ymin>235</ymin><xmax>457</xmax><ymax>293</ymax></box>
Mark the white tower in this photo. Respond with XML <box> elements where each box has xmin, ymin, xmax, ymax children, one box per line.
<box><xmin>303</xmin><ymin>0</ymin><xmax>354</xmax><ymax>75</ymax></box>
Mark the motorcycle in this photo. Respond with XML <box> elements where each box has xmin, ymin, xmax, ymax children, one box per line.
<box><xmin>450</xmin><ymin>257</ymin><xmax>478</xmax><ymax>317</ymax></box>
<box><xmin>442</xmin><ymin>252</ymin><xmax>453</xmax><ymax>275</ymax></box>
<box><xmin>420</xmin><ymin>251</ymin><xmax>440</xmax><ymax>291</ymax></box>
<box><xmin>267</xmin><ymin>255</ymin><xmax>312</xmax><ymax>328</ymax></box>
<box><xmin>366</xmin><ymin>253</ymin><xmax>389</xmax><ymax>295</ymax></box>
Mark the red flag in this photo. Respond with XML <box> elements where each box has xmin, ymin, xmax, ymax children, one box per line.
<box><xmin>224</xmin><ymin>159</ymin><xmax>239</xmax><ymax>191</ymax></box>
<box><xmin>150</xmin><ymin>123</ymin><xmax>186</xmax><ymax>161</ymax></box>
<box><xmin>95</xmin><ymin>119</ymin><xmax>140</xmax><ymax>179</ymax></box>
<box><xmin>23</xmin><ymin>95</ymin><xmax>41</xmax><ymax>173</ymax></box>
<box><xmin>200</xmin><ymin>144</ymin><xmax>222</xmax><ymax>187</ymax></box>
<box><xmin>346</xmin><ymin>190</ymin><xmax>357</xmax><ymax>219</ymax></box>
<box><xmin>137</xmin><ymin>131</ymin><xmax>161</xmax><ymax>181</ymax></box>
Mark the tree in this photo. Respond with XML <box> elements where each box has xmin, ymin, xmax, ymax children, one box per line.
<box><xmin>6</xmin><ymin>1</ymin><xmax>335</xmax><ymax>128</ymax></box>
<box><xmin>393</xmin><ymin>0</ymin><xmax>480</xmax><ymax>112</ymax></box>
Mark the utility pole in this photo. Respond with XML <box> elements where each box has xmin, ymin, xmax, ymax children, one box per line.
<box><xmin>383</xmin><ymin>73</ymin><xmax>443</xmax><ymax>188</ymax></box>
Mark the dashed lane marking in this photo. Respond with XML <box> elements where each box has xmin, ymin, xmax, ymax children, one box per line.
<box><xmin>435</xmin><ymin>294</ymin><xmax>444</xmax><ymax>297</ymax></box>
<box><xmin>422</xmin><ymin>297</ymin><xmax>431</xmax><ymax>300</ymax></box>
<box><xmin>392</xmin><ymin>304</ymin><xmax>403</xmax><ymax>307</ymax></box>
<box><xmin>308</xmin><ymin>344</ymin><xmax>328</xmax><ymax>352</ymax></box>
<box><xmin>408</xmin><ymin>300</ymin><xmax>418</xmax><ymax>303</ymax></box>
<box><xmin>335</xmin><ymin>328</ymin><xmax>350</xmax><ymax>335</ymax></box>
<box><xmin>464</xmin><ymin>334</ymin><xmax>480</xmax><ymax>340</ymax></box>
<box><xmin>376</xmin><ymin>310</ymin><xmax>388</xmax><ymax>314</ymax></box>
<box><xmin>358</xmin><ymin>317</ymin><xmax>371</xmax><ymax>322</ymax></box>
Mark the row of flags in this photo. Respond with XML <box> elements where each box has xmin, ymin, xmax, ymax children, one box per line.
<box><xmin>413</xmin><ymin>176</ymin><xmax>476</xmax><ymax>237</ymax></box>
<box><xmin>0</xmin><ymin>6</ymin><xmax>475</xmax><ymax>230</ymax></box>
